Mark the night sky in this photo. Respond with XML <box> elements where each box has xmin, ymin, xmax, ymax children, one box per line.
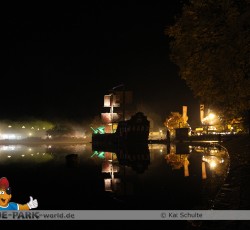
<box><xmin>2</xmin><ymin>1</ymin><xmax>200</xmax><ymax>126</ymax></box>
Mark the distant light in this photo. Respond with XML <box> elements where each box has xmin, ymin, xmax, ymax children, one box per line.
<box><xmin>1</xmin><ymin>146</ymin><xmax>15</xmax><ymax>151</ymax></box>
<box><xmin>210</xmin><ymin>160</ymin><xmax>217</xmax><ymax>168</ymax></box>
<box><xmin>208</xmin><ymin>113</ymin><xmax>215</xmax><ymax>120</ymax></box>
<box><xmin>8</xmin><ymin>125</ymin><xmax>12</xmax><ymax>128</ymax></box>
<box><xmin>22</xmin><ymin>126</ymin><xmax>25</xmax><ymax>129</ymax></box>
<box><xmin>1</xmin><ymin>134</ymin><xmax>16</xmax><ymax>140</ymax></box>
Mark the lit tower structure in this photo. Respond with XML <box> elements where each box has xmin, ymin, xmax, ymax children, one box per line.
<box><xmin>182</xmin><ymin>105</ymin><xmax>188</xmax><ymax>126</ymax></box>
<box><xmin>200</xmin><ymin>104</ymin><xmax>205</xmax><ymax>125</ymax></box>
<box><xmin>102</xmin><ymin>93</ymin><xmax>120</xmax><ymax>133</ymax></box>
<box><xmin>101</xmin><ymin>84</ymin><xmax>133</xmax><ymax>133</ymax></box>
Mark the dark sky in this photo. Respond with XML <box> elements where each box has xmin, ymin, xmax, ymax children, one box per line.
<box><xmin>2</xmin><ymin>1</ymin><xmax>200</xmax><ymax>126</ymax></box>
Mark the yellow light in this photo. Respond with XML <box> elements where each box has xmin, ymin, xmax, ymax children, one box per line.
<box><xmin>202</xmin><ymin>162</ymin><xmax>207</xmax><ymax>179</ymax></box>
<box><xmin>208</xmin><ymin>113</ymin><xmax>215</xmax><ymax>120</ymax></box>
<box><xmin>210</xmin><ymin>160</ymin><xmax>217</xmax><ymax>169</ymax></box>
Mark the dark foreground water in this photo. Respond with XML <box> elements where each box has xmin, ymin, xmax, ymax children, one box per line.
<box><xmin>0</xmin><ymin>142</ymin><xmax>229</xmax><ymax>210</ymax></box>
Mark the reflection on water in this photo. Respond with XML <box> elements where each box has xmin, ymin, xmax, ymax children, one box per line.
<box><xmin>0</xmin><ymin>145</ymin><xmax>53</xmax><ymax>163</ymax></box>
<box><xmin>0</xmin><ymin>142</ymin><xmax>229</xmax><ymax>210</ymax></box>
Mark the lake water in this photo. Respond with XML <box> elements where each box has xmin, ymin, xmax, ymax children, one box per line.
<box><xmin>0</xmin><ymin>142</ymin><xmax>229</xmax><ymax>210</ymax></box>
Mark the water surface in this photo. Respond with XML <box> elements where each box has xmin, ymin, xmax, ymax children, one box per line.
<box><xmin>0</xmin><ymin>142</ymin><xmax>229</xmax><ymax>210</ymax></box>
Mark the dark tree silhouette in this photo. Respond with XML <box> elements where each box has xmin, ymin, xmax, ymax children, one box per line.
<box><xmin>166</xmin><ymin>0</ymin><xmax>250</xmax><ymax>123</ymax></box>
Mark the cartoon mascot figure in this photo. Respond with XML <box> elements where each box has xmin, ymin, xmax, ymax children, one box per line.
<box><xmin>0</xmin><ymin>177</ymin><xmax>38</xmax><ymax>210</ymax></box>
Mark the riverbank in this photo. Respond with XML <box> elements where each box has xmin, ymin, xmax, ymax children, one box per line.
<box><xmin>222</xmin><ymin>134</ymin><xmax>250</xmax><ymax>169</ymax></box>
<box><xmin>214</xmin><ymin>134</ymin><xmax>250</xmax><ymax>209</ymax></box>
<box><xmin>199</xmin><ymin>134</ymin><xmax>250</xmax><ymax>229</ymax></box>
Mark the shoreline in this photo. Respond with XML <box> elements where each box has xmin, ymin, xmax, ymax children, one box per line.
<box><xmin>0</xmin><ymin>139</ymin><xmax>90</xmax><ymax>146</ymax></box>
<box><xmin>198</xmin><ymin>135</ymin><xmax>250</xmax><ymax>229</ymax></box>
<box><xmin>210</xmin><ymin>134</ymin><xmax>250</xmax><ymax>209</ymax></box>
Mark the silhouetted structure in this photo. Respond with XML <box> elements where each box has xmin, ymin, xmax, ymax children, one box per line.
<box><xmin>116</xmin><ymin>112</ymin><xmax>150</xmax><ymax>142</ymax></box>
<box><xmin>175</xmin><ymin>128</ymin><xmax>189</xmax><ymax>141</ymax></box>
<box><xmin>92</xmin><ymin>112</ymin><xmax>150</xmax><ymax>149</ymax></box>
<box><xmin>116</xmin><ymin>143</ymin><xmax>150</xmax><ymax>174</ymax></box>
